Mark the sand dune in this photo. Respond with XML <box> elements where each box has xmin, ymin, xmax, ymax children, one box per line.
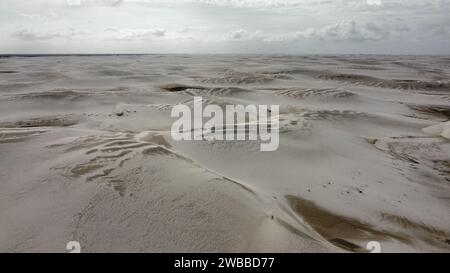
<box><xmin>0</xmin><ymin>55</ymin><xmax>449</xmax><ymax>253</ymax></box>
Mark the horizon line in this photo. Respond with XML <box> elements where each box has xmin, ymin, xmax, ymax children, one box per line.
<box><xmin>2</xmin><ymin>53</ymin><xmax>450</xmax><ymax>57</ymax></box>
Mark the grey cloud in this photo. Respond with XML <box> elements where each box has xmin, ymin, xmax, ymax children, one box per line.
<box><xmin>228</xmin><ymin>29</ymin><xmax>263</xmax><ymax>40</ymax></box>
<box><xmin>11</xmin><ymin>29</ymin><xmax>61</xmax><ymax>41</ymax></box>
<box><xmin>20</xmin><ymin>11</ymin><xmax>60</xmax><ymax>21</ymax></box>
<box><xmin>105</xmin><ymin>0</ymin><xmax>123</xmax><ymax>6</ymax></box>
<box><xmin>431</xmin><ymin>25</ymin><xmax>450</xmax><ymax>37</ymax></box>
<box><xmin>227</xmin><ymin>20</ymin><xmax>394</xmax><ymax>43</ymax></box>
<box><xmin>1</xmin><ymin>0</ymin><xmax>449</xmax><ymax>54</ymax></box>
<box><xmin>106</xmin><ymin>28</ymin><xmax>167</xmax><ymax>41</ymax></box>
<box><xmin>185</xmin><ymin>0</ymin><xmax>306</xmax><ymax>8</ymax></box>
<box><xmin>313</xmin><ymin>20</ymin><xmax>391</xmax><ymax>41</ymax></box>
<box><xmin>66</xmin><ymin>0</ymin><xmax>123</xmax><ymax>6</ymax></box>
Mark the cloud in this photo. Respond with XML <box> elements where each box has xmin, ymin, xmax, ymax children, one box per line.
<box><xmin>185</xmin><ymin>0</ymin><xmax>447</xmax><ymax>11</ymax></box>
<box><xmin>227</xmin><ymin>20</ymin><xmax>394</xmax><ymax>43</ymax></box>
<box><xmin>1</xmin><ymin>0</ymin><xmax>449</xmax><ymax>54</ymax></box>
<box><xmin>105</xmin><ymin>0</ymin><xmax>123</xmax><ymax>6</ymax></box>
<box><xmin>20</xmin><ymin>11</ymin><xmax>60</xmax><ymax>21</ymax></box>
<box><xmin>314</xmin><ymin>20</ymin><xmax>390</xmax><ymax>41</ymax></box>
<box><xmin>66</xmin><ymin>0</ymin><xmax>123</xmax><ymax>6</ymax></box>
<box><xmin>66</xmin><ymin>0</ymin><xmax>83</xmax><ymax>6</ymax></box>
<box><xmin>431</xmin><ymin>25</ymin><xmax>450</xmax><ymax>38</ymax></box>
<box><xmin>366</xmin><ymin>0</ymin><xmax>382</xmax><ymax>6</ymax></box>
<box><xmin>228</xmin><ymin>29</ymin><xmax>264</xmax><ymax>40</ymax></box>
<box><xmin>105</xmin><ymin>28</ymin><xmax>166</xmax><ymax>41</ymax></box>
<box><xmin>185</xmin><ymin>0</ymin><xmax>308</xmax><ymax>8</ymax></box>
<box><xmin>11</xmin><ymin>29</ymin><xmax>61</xmax><ymax>41</ymax></box>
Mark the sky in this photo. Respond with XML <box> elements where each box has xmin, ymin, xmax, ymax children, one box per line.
<box><xmin>1</xmin><ymin>0</ymin><xmax>449</xmax><ymax>54</ymax></box>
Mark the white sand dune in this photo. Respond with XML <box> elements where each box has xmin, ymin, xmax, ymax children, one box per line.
<box><xmin>0</xmin><ymin>55</ymin><xmax>449</xmax><ymax>253</ymax></box>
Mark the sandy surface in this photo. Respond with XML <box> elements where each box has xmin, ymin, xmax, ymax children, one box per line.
<box><xmin>0</xmin><ymin>55</ymin><xmax>449</xmax><ymax>253</ymax></box>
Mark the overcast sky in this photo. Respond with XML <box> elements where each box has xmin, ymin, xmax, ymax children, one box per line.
<box><xmin>1</xmin><ymin>0</ymin><xmax>449</xmax><ymax>54</ymax></box>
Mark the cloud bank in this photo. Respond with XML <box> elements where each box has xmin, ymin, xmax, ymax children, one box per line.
<box><xmin>1</xmin><ymin>0</ymin><xmax>449</xmax><ymax>54</ymax></box>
